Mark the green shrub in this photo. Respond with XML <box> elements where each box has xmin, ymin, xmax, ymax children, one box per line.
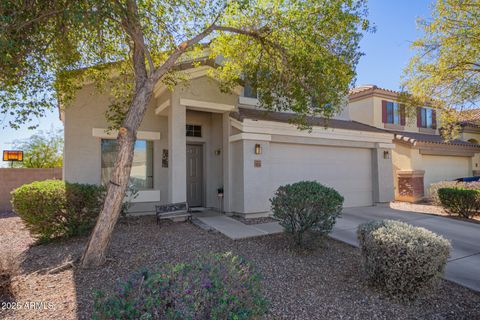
<box><xmin>428</xmin><ymin>181</ymin><xmax>461</xmax><ymax>205</ymax></box>
<box><xmin>428</xmin><ymin>181</ymin><xmax>480</xmax><ymax>205</ymax></box>
<box><xmin>357</xmin><ymin>220</ymin><xmax>451</xmax><ymax>301</ymax></box>
<box><xmin>438</xmin><ymin>187</ymin><xmax>480</xmax><ymax>218</ymax></box>
<box><xmin>270</xmin><ymin>181</ymin><xmax>344</xmax><ymax>246</ymax></box>
<box><xmin>93</xmin><ymin>252</ymin><xmax>268</xmax><ymax>320</ymax></box>
<box><xmin>11</xmin><ymin>180</ymin><xmax>105</xmax><ymax>242</ymax></box>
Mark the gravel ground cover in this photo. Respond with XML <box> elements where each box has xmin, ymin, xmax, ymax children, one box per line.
<box><xmin>1</xmin><ymin>213</ymin><xmax>480</xmax><ymax>320</ymax></box>
<box><xmin>390</xmin><ymin>201</ymin><xmax>480</xmax><ymax>223</ymax></box>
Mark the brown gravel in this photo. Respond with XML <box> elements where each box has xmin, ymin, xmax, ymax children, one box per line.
<box><xmin>232</xmin><ymin>216</ymin><xmax>279</xmax><ymax>225</ymax></box>
<box><xmin>1</xmin><ymin>214</ymin><xmax>480</xmax><ymax>320</ymax></box>
<box><xmin>390</xmin><ymin>201</ymin><xmax>480</xmax><ymax>224</ymax></box>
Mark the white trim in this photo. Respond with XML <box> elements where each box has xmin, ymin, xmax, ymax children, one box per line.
<box><xmin>229</xmin><ymin>133</ymin><xmax>272</xmax><ymax>143</ymax></box>
<box><xmin>155</xmin><ymin>99</ymin><xmax>170</xmax><ymax>115</ymax></box>
<box><xmin>92</xmin><ymin>128</ymin><xmax>161</xmax><ymax>140</ymax></box>
<box><xmin>376</xmin><ymin>143</ymin><xmax>396</xmax><ymax>149</ymax></box>
<box><xmin>131</xmin><ymin>190</ymin><xmax>161</xmax><ymax>203</ymax></box>
<box><xmin>180</xmin><ymin>98</ymin><xmax>235</xmax><ymax>112</ymax></box>
<box><xmin>232</xmin><ymin>119</ymin><xmax>394</xmax><ymax>144</ymax></box>
<box><xmin>239</xmin><ymin>96</ymin><xmax>260</xmax><ymax>106</ymax></box>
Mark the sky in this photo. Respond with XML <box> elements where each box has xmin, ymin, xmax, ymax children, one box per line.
<box><xmin>0</xmin><ymin>0</ymin><xmax>433</xmax><ymax>166</ymax></box>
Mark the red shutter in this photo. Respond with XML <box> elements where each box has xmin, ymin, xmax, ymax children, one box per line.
<box><xmin>400</xmin><ymin>104</ymin><xmax>406</xmax><ymax>126</ymax></box>
<box><xmin>432</xmin><ymin>110</ymin><xmax>437</xmax><ymax>129</ymax></box>
<box><xmin>382</xmin><ymin>100</ymin><xmax>387</xmax><ymax>123</ymax></box>
<box><xmin>417</xmin><ymin>107</ymin><xmax>422</xmax><ymax>127</ymax></box>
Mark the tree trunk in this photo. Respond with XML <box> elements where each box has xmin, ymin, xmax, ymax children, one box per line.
<box><xmin>80</xmin><ymin>80</ymin><xmax>154</xmax><ymax>268</ymax></box>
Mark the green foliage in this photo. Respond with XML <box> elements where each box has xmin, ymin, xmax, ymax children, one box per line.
<box><xmin>428</xmin><ymin>180</ymin><xmax>480</xmax><ymax>205</ymax></box>
<box><xmin>438</xmin><ymin>187</ymin><xmax>480</xmax><ymax>218</ymax></box>
<box><xmin>270</xmin><ymin>181</ymin><xmax>344</xmax><ymax>246</ymax></box>
<box><xmin>1</xmin><ymin>0</ymin><xmax>372</xmax><ymax>130</ymax></box>
<box><xmin>11</xmin><ymin>128</ymin><xmax>63</xmax><ymax>168</ymax></box>
<box><xmin>11</xmin><ymin>180</ymin><xmax>105</xmax><ymax>242</ymax></box>
<box><xmin>402</xmin><ymin>0</ymin><xmax>480</xmax><ymax>131</ymax></box>
<box><xmin>93</xmin><ymin>252</ymin><xmax>268</xmax><ymax>320</ymax></box>
<box><xmin>357</xmin><ymin>220</ymin><xmax>451</xmax><ymax>301</ymax></box>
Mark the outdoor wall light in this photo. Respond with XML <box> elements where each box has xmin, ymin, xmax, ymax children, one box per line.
<box><xmin>383</xmin><ymin>150</ymin><xmax>391</xmax><ymax>159</ymax></box>
<box><xmin>254</xmin><ymin>144</ymin><xmax>262</xmax><ymax>155</ymax></box>
<box><xmin>214</xmin><ymin>148</ymin><xmax>221</xmax><ymax>156</ymax></box>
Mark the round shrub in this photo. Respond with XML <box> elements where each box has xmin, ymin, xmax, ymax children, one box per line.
<box><xmin>357</xmin><ymin>220</ymin><xmax>451</xmax><ymax>301</ymax></box>
<box><xmin>11</xmin><ymin>180</ymin><xmax>105</xmax><ymax>242</ymax></box>
<box><xmin>270</xmin><ymin>180</ymin><xmax>344</xmax><ymax>246</ymax></box>
<box><xmin>438</xmin><ymin>187</ymin><xmax>480</xmax><ymax>218</ymax></box>
<box><xmin>93</xmin><ymin>252</ymin><xmax>268</xmax><ymax>320</ymax></box>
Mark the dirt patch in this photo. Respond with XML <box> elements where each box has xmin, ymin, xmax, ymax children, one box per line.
<box><xmin>1</xmin><ymin>215</ymin><xmax>479</xmax><ymax>319</ymax></box>
<box><xmin>390</xmin><ymin>201</ymin><xmax>480</xmax><ymax>224</ymax></box>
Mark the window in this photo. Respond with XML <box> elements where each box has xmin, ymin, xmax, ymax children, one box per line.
<box><xmin>418</xmin><ymin>107</ymin><xmax>436</xmax><ymax>129</ymax></box>
<box><xmin>101</xmin><ymin>140</ymin><xmax>153</xmax><ymax>190</ymax></box>
<box><xmin>186</xmin><ymin>124</ymin><xmax>202</xmax><ymax>137</ymax></box>
<box><xmin>243</xmin><ymin>83</ymin><xmax>258</xmax><ymax>99</ymax></box>
<box><xmin>386</xmin><ymin>102</ymin><xmax>401</xmax><ymax>125</ymax></box>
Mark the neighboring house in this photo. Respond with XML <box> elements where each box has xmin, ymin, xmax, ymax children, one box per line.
<box><xmin>61</xmin><ymin>66</ymin><xmax>396</xmax><ymax>216</ymax></box>
<box><xmin>348</xmin><ymin>85</ymin><xmax>480</xmax><ymax>203</ymax></box>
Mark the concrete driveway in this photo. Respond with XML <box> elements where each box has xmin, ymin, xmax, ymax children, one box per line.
<box><xmin>331</xmin><ymin>206</ymin><xmax>480</xmax><ymax>292</ymax></box>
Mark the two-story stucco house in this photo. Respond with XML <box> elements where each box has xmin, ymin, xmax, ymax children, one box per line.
<box><xmin>348</xmin><ymin>85</ymin><xmax>480</xmax><ymax>203</ymax></box>
<box><xmin>62</xmin><ymin>65</ymin><xmax>398</xmax><ymax>216</ymax></box>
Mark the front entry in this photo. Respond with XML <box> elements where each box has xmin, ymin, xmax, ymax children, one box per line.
<box><xmin>186</xmin><ymin>144</ymin><xmax>204</xmax><ymax>207</ymax></box>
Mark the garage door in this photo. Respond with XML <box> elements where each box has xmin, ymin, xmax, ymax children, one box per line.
<box><xmin>422</xmin><ymin>155</ymin><xmax>471</xmax><ymax>195</ymax></box>
<box><xmin>269</xmin><ymin>143</ymin><xmax>373</xmax><ymax>207</ymax></box>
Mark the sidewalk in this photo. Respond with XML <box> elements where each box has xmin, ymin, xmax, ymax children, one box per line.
<box><xmin>194</xmin><ymin>212</ymin><xmax>283</xmax><ymax>240</ymax></box>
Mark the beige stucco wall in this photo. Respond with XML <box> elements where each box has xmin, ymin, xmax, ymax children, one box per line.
<box><xmin>348</xmin><ymin>96</ymin><xmax>440</xmax><ymax>134</ymax></box>
<box><xmin>64</xmin><ymin>84</ymin><xmax>169</xmax><ymax>202</ymax></box>
<box><xmin>64</xmin><ymin>74</ymin><xmax>234</xmax><ymax>212</ymax></box>
<box><xmin>392</xmin><ymin>143</ymin><xmax>473</xmax><ymax>196</ymax></box>
<box><xmin>348</xmin><ymin>97</ymin><xmax>375</xmax><ymax>126</ymax></box>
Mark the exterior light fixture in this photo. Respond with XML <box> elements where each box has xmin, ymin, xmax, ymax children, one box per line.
<box><xmin>214</xmin><ymin>148</ymin><xmax>221</xmax><ymax>156</ymax></box>
<box><xmin>383</xmin><ymin>150</ymin><xmax>391</xmax><ymax>159</ymax></box>
<box><xmin>254</xmin><ymin>144</ymin><xmax>262</xmax><ymax>155</ymax></box>
<box><xmin>3</xmin><ymin>150</ymin><xmax>23</xmax><ymax>162</ymax></box>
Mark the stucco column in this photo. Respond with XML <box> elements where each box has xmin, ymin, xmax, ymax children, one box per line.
<box><xmin>168</xmin><ymin>103</ymin><xmax>187</xmax><ymax>203</ymax></box>
<box><xmin>372</xmin><ymin>145</ymin><xmax>394</xmax><ymax>204</ymax></box>
<box><xmin>222</xmin><ymin>112</ymin><xmax>231</xmax><ymax>213</ymax></box>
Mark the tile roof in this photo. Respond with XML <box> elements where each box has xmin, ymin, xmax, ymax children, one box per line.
<box><xmin>231</xmin><ymin>107</ymin><xmax>388</xmax><ymax>133</ymax></box>
<box><xmin>458</xmin><ymin>109</ymin><xmax>480</xmax><ymax>128</ymax></box>
<box><xmin>348</xmin><ymin>85</ymin><xmax>402</xmax><ymax>99</ymax></box>
<box><xmin>392</xmin><ymin>131</ymin><xmax>480</xmax><ymax>147</ymax></box>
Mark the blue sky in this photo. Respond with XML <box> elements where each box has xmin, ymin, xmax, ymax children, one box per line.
<box><xmin>0</xmin><ymin>0</ymin><xmax>432</xmax><ymax>165</ymax></box>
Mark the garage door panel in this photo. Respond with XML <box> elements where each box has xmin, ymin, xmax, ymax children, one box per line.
<box><xmin>423</xmin><ymin>155</ymin><xmax>470</xmax><ymax>195</ymax></box>
<box><xmin>269</xmin><ymin>143</ymin><xmax>373</xmax><ymax>207</ymax></box>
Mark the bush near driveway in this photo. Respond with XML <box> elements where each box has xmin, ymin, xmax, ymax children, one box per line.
<box><xmin>357</xmin><ymin>220</ymin><xmax>451</xmax><ymax>301</ymax></box>
<box><xmin>270</xmin><ymin>180</ymin><xmax>344</xmax><ymax>246</ymax></box>
<box><xmin>93</xmin><ymin>252</ymin><xmax>268</xmax><ymax>320</ymax></box>
<box><xmin>438</xmin><ymin>188</ymin><xmax>480</xmax><ymax>219</ymax></box>
<box><xmin>428</xmin><ymin>181</ymin><xmax>480</xmax><ymax>205</ymax></box>
<box><xmin>11</xmin><ymin>180</ymin><xmax>105</xmax><ymax>242</ymax></box>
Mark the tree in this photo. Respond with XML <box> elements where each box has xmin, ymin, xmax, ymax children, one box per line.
<box><xmin>12</xmin><ymin>129</ymin><xmax>63</xmax><ymax>168</ymax></box>
<box><xmin>1</xmin><ymin>0</ymin><xmax>371</xmax><ymax>267</ymax></box>
<box><xmin>402</xmin><ymin>0</ymin><xmax>480</xmax><ymax>126</ymax></box>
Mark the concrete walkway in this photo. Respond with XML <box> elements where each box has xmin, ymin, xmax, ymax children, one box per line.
<box><xmin>331</xmin><ymin>206</ymin><xmax>480</xmax><ymax>292</ymax></box>
<box><xmin>194</xmin><ymin>212</ymin><xmax>283</xmax><ymax>240</ymax></box>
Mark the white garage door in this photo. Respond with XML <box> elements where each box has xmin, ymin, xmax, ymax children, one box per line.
<box><xmin>269</xmin><ymin>143</ymin><xmax>373</xmax><ymax>207</ymax></box>
<box><xmin>422</xmin><ymin>155</ymin><xmax>471</xmax><ymax>195</ymax></box>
